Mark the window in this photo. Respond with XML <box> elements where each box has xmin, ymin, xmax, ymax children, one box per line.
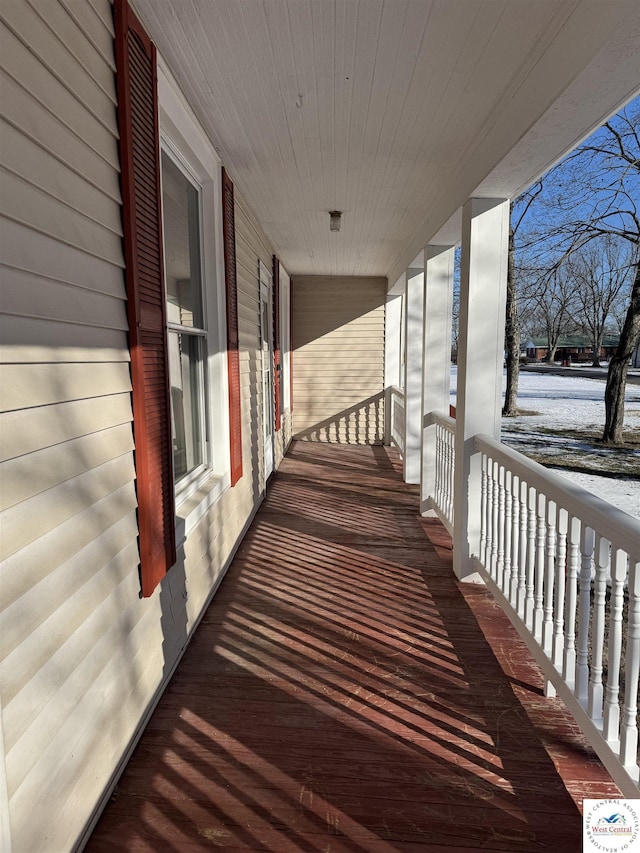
<box><xmin>161</xmin><ymin>151</ymin><xmax>207</xmax><ymax>484</ymax></box>
<box><xmin>158</xmin><ymin>66</ymin><xmax>242</xmax><ymax>505</ymax></box>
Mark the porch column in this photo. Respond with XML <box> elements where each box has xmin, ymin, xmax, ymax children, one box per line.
<box><xmin>420</xmin><ymin>245</ymin><xmax>454</xmax><ymax>512</ymax></box>
<box><xmin>384</xmin><ymin>291</ymin><xmax>403</xmax><ymax>444</ymax></box>
<box><xmin>385</xmin><ymin>293</ymin><xmax>402</xmax><ymax>388</ymax></box>
<box><xmin>404</xmin><ymin>266</ymin><xmax>424</xmax><ymax>484</ymax></box>
<box><xmin>453</xmin><ymin>198</ymin><xmax>509</xmax><ymax>580</ymax></box>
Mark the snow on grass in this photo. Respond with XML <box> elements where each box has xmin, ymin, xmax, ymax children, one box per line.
<box><xmin>450</xmin><ymin>366</ymin><xmax>640</xmax><ymax>520</ymax></box>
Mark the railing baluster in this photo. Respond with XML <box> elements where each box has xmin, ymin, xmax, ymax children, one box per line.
<box><xmin>603</xmin><ymin>548</ymin><xmax>627</xmax><ymax>742</ymax></box>
<box><xmin>553</xmin><ymin>508</ymin><xmax>568</xmax><ymax>669</ymax></box>
<box><xmin>621</xmin><ymin>560</ymin><xmax>639</xmax><ymax>774</ymax></box>
<box><xmin>589</xmin><ymin>535</ymin><xmax>610</xmax><ymax>723</ymax></box>
<box><xmin>517</xmin><ymin>479</ymin><xmax>528</xmax><ymax>617</ymax></box>
<box><xmin>576</xmin><ymin>526</ymin><xmax>595</xmax><ymax>707</ymax></box>
<box><xmin>436</xmin><ymin>424</ymin><xmax>447</xmax><ymax>508</ymax></box>
<box><xmin>497</xmin><ymin>465</ymin><xmax>506</xmax><ymax>589</ymax></box>
<box><xmin>435</xmin><ymin>424</ymin><xmax>442</xmax><ymax>509</ymax></box>
<box><xmin>447</xmin><ymin>429</ymin><xmax>454</xmax><ymax>523</ymax></box>
<box><xmin>491</xmin><ymin>460</ymin><xmax>500</xmax><ymax>581</ymax></box>
<box><xmin>509</xmin><ymin>473</ymin><xmax>519</xmax><ymax>606</ymax></box>
<box><xmin>543</xmin><ymin>500</ymin><xmax>557</xmax><ymax>655</ymax></box>
<box><xmin>480</xmin><ymin>452</ymin><xmax>488</xmax><ymax>567</ymax></box>
<box><xmin>485</xmin><ymin>456</ymin><xmax>495</xmax><ymax>575</ymax></box>
<box><xmin>440</xmin><ymin>425</ymin><xmax>446</xmax><ymax>511</ymax></box>
<box><xmin>563</xmin><ymin>516</ymin><xmax>581</xmax><ymax>687</ymax></box>
<box><xmin>533</xmin><ymin>492</ymin><xmax>546</xmax><ymax>642</ymax></box>
<box><xmin>525</xmin><ymin>486</ymin><xmax>536</xmax><ymax>629</ymax></box>
<box><xmin>442</xmin><ymin>425</ymin><xmax>448</xmax><ymax>516</ymax></box>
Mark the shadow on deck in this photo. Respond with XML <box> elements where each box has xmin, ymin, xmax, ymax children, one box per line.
<box><xmin>88</xmin><ymin>441</ymin><xmax>620</xmax><ymax>852</ymax></box>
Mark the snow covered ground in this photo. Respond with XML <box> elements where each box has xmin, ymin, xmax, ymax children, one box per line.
<box><xmin>450</xmin><ymin>366</ymin><xmax>640</xmax><ymax>520</ymax></box>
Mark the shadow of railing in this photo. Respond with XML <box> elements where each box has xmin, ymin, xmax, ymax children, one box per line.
<box><xmin>86</xmin><ymin>442</ymin><xmax>618</xmax><ymax>852</ymax></box>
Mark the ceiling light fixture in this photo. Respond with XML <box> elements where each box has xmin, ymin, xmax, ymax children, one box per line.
<box><xmin>329</xmin><ymin>210</ymin><xmax>342</xmax><ymax>232</ymax></box>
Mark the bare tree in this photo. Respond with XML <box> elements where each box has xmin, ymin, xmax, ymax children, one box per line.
<box><xmin>530</xmin><ymin>264</ymin><xmax>580</xmax><ymax>363</ymax></box>
<box><xmin>605</xmin><ymin>266</ymin><xmax>640</xmax><ymax>441</ymax></box>
<box><xmin>567</xmin><ymin>235</ymin><xmax>634</xmax><ymax>366</ymax></box>
<box><xmin>539</xmin><ymin>100</ymin><xmax>640</xmax><ymax>442</ymax></box>
<box><xmin>503</xmin><ymin>183</ymin><xmax>543</xmax><ymax>416</ymax></box>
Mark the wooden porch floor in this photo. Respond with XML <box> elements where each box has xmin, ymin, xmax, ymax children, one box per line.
<box><xmin>88</xmin><ymin>442</ymin><xmax>620</xmax><ymax>852</ymax></box>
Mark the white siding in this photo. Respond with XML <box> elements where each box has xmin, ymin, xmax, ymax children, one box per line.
<box><xmin>235</xmin><ymin>191</ymin><xmax>291</xmax><ymax>481</ymax></box>
<box><xmin>0</xmin><ymin>2</ymin><xmax>137</xmax><ymax>851</ymax></box>
<box><xmin>292</xmin><ymin>276</ymin><xmax>386</xmax><ymax>444</ymax></box>
<box><xmin>0</xmin><ymin>3</ymin><xmax>290</xmax><ymax>851</ymax></box>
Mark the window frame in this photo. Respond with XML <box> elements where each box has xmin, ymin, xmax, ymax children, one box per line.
<box><xmin>157</xmin><ymin>57</ymin><xmax>231</xmax><ymax>519</ymax></box>
<box><xmin>161</xmin><ymin>144</ymin><xmax>208</xmax><ymax>490</ymax></box>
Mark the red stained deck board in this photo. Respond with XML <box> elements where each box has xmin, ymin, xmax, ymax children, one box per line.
<box><xmin>88</xmin><ymin>441</ymin><xmax>621</xmax><ymax>852</ymax></box>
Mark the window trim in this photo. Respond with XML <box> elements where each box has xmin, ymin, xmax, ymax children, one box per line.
<box><xmin>160</xmin><ymin>145</ymin><xmax>208</xmax><ymax>493</ymax></box>
<box><xmin>158</xmin><ymin>56</ymin><xmax>232</xmax><ymax>507</ymax></box>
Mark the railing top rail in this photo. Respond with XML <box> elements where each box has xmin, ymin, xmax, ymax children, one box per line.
<box><xmin>389</xmin><ymin>385</ymin><xmax>404</xmax><ymax>399</ymax></box>
<box><xmin>475</xmin><ymin>433</ymin><xmax>640</xmax><ymax>557</ymax></box>
<box><xmin>426</xmin><ymin>411</ymin><xmax>456</xmax><ymax>432</ymax></box>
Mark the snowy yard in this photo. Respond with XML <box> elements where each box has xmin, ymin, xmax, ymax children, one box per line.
<box><xmin>450</xmin><ymin>366</ymin><xmax>640</xmax><ymax>520</ymax></box>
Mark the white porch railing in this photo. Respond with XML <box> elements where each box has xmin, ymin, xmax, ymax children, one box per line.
<box><xmin>475</xmin><ymin>434</ymin><xmax>640</xmax><ymax>796</ymax></box>
<box><xmin>427</xmin><ymin>410</ymin><xmax>640</xmax><ymax>796</ymax></box>
<box><xmin>389</xmin><ymin>386</ymin><xmax>405</xmax><ymax>454</ymax></box>
<box><xmin>427</xmin><ymin>411</ymin><xmax>456</xmax><ymax>535</ymax></box>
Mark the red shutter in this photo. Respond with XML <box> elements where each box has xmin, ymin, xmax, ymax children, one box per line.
<box><xmin>114</xmin><ymin>0</ymin><xmax>176</xmax><ymax>597</ymax></box>
<box><xmin>272</xmin><ymin>255</ymin><xmax>282</xmax><ymax>430</ymax></box>
<box><xmin>290</xmin><ymin>279</ymin><xmax>294</xmax><ymax>413</ymax></box>
<box><xmin>222</xmin><ymin>168</ymin><xmax>243</xmax><ymax>485</ymax></box>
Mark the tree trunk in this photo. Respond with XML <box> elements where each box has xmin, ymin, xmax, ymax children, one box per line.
<box><xmin>602</xmin><ymin>262</ymin><xmax>640</xmax><ymax>443</ymax></box>
<box><xmin>503</xmin><ymin>223</ymin><xmax>520</xmax><ymax>416</ymax></box>
<box><xmin>591</xmin><ymin>328</ymin><xmax>604</xmax><ymax>367</ymax></box>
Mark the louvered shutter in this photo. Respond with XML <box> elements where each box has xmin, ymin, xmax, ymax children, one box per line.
<box><xmin>222</xmin><ymin>168</ymin><xmax>243</xmax><ymax>485</ymax></box>
<box><xmin>290</xmin><ymin>281</ymin><xmax>294</xmax><ymax>413</ymax></box>
<box><xmin>114</xmin><ymin>0</ymin><xmax>176</xmax><ymax>597</ymax></box>
<box><xmin>272</xmin><ymin>255</ymin><xmax>282</xmax><ymax>430</ymax></box>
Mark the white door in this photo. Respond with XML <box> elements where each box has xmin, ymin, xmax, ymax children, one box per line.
<box><xmin>259</xmin><ymin>263</ymin><xmax>274</xmax><ymax>478</ymax></box>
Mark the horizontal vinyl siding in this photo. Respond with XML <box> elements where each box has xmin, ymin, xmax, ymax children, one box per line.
<box><xmin>235</xmin><ymin>189</ymin><xmax>291</xmax><ymax>479</ymax></box>
<box><xmin>0</xmin><ymin>2</ymin><xmax>141</xmax><ymax>851</ymax></box>
<box><xmin>292</xmin><ymin>276</ymin><xmax>386</xmax><ymax>444</ymax></box>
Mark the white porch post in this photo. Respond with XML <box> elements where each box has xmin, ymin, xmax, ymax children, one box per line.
<box><xmin>384</xmin><ymin>291</ymin><xmax>403</xmax><ymax>444</ymax></box>
<box><xmin>404</xmin><ymin>266</ymin><xmax>424</xmax><ymax>484</ymax></box>
<box><xmin>420</xmin><ymin>246</ymin><xmax>454</xmax><ymax>512</ymax></box>
<box><xmin>453</xmin><ymin>198</ymin><xmax>509</xmax><ymax>581</ymax></box>
<box><xmin>385</xmin><ymin>292</ymin><xmax>402</xmax><ymax>389</ymax></box>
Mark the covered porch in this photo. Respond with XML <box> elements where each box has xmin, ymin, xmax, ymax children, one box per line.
<box><xmin>2</xmin><ymin>3</ymin><xmax>640</xmax><ymax>850</ymax></box>
<box><xmin>88</xmin><ymin>442</ymin><xmax>620</xmax><ymax>851</ymax></box>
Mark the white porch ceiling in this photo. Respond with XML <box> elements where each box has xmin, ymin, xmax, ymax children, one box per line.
<box><xmin>134</xmin><ymin>0</ymin><xmax>640</xmax><ymax>282</ymax></box>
